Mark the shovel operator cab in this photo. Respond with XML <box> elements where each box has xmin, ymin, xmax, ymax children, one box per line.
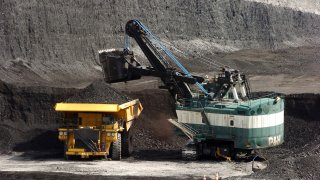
<box><xmin>55</xmin><ymin>99</ymin><xmax>142</xmax><ymax>160</ymax></box>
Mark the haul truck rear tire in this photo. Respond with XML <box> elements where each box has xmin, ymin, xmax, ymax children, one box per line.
<box><xmin>121</xmin><ymin>129</ymin><xmax>133</xmax><ymax>157</ymax></box>
<box><xmin>111</xmin><ymin>133</ymin><xmax>121</xmax><ymax>160</ymax></box>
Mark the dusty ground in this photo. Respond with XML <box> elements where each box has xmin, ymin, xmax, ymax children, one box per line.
<box><xmin>249</xmin><ymin>75</ymin><xmax>320</xmax><ymax>94</ymax></box>
<box><xmin>0</xmin><ymin>153</ymin><xmax>258</xmax><ymax>179</ymax></box>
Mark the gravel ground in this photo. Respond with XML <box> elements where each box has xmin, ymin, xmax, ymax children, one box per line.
<box><xmin>0</xmin><ymin>153</ymin><xmax>257</xmax><ymax>179</ymax></box>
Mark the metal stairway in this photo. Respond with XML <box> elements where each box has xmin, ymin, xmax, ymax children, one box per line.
<box><xmin>168</xmin><ymin>118</ymin><xmax>198</xmax><ymax>139</ymax></box>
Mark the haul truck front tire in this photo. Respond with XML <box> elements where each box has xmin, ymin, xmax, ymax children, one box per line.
<box><xmin>111</xmin><ymin>133</ymin><xmax>121</xmax><ymax>160</ymax></box>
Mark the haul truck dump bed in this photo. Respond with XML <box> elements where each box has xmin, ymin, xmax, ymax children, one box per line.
<box><xmin>54</xmin><ymin>99</ymin><xmax>143</xmax><ymax>160</ymax></box>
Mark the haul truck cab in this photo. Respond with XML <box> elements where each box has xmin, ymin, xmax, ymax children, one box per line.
<box><xmin>54</xmin><ymin>99</ymin><xmax>143</xmax><ymax>160</ymax></box>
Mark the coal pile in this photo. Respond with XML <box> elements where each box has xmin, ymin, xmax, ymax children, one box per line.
<box><xmin>126</xmin><ymin>89</ymin><xmax>188</xmax><ymax>152</ymax></box>
<box><xmin>132</xmin><ymin>128</ymin><xmax>187</xmax><ymax>151</ymax></box>
<box><xmin>66</xmin><ymin>80</ymin><xmax>131</xmax><ymax>104</ymax></box>
<box><xmin>131</xmin><ymin>112</ymin><xmax>188</xmax><ymax>152</ymax></box>
<box><xmin>0</xmin><ymin>80</ymin><xmax>77</xmax><ymax>154</ymax></box>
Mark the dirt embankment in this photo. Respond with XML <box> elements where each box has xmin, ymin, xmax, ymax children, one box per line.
<box><xmin>285</xmin><ymin>94</ymin><xmax>320</xmax><ymax>121</ymax></box>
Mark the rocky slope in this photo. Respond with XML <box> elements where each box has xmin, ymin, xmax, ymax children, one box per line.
<box><xmin>1</xmin><ymin>0</ymin><xmax>320</xmax><ymax>86</ymax></box>
<box><xmin>247</xmin><ymin>0</ymin><xmax>320</xmax><ymax>15</ymax></box>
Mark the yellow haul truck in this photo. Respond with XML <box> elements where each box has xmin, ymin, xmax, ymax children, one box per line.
<box><xmin>54</xmin><ymin>99</ymin><xmax>142</xmax><ymax>160</ymax></box>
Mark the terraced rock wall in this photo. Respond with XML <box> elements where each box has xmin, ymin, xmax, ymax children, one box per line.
<box><xmin>1</xmin><ymin>0</ymin><xmax>320</xmax><ymax>85</ymax></box>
